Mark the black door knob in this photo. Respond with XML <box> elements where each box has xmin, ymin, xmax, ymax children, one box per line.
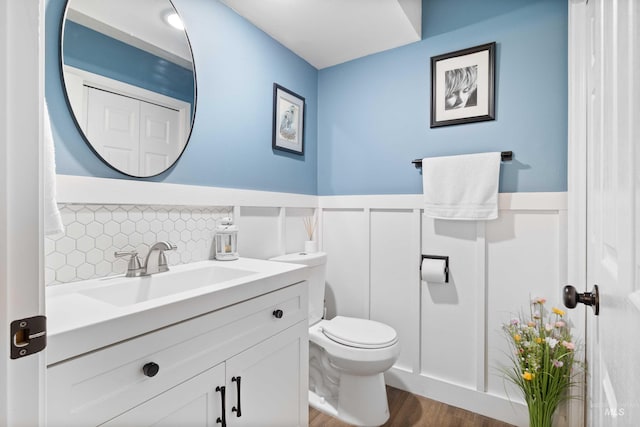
<box><xmin>563</xmin><ymin>285</ymin><xmax>599</xmax><ymax>315</ymax></box>
<box><xmin>272</xmin><ymin>309</ymin><xmax>284</xmax><ymax>319</ymax></box>
<box><xmin>142</xmin><ymin>362</ymin><xmax>160</xmax><ymax>377</ymax></box>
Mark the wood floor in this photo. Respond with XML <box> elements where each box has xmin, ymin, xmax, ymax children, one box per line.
<box><xmin>308</xmin><ymin>386</ymin><xmax>515</xmax><ymax>427</ymax></box>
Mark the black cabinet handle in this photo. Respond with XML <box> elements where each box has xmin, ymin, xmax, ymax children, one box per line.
<box><xmin>215</xmin><ymin>386</ymin><xmax>226</xmax><ymax>426</ymax></box>
<box><xmin>142</xmin><ymin>362</ymin><xmax>159</xmax><ymax>377</ymax></box>
<box><xmin>272</xmin><ymin>309</ymin><xmax>284</xmax><ymax>319</ymax></box>
<box><xmin>231</xmin><ymin>376</ymin><xmax>242</xmax><ymax>417</ymax></box>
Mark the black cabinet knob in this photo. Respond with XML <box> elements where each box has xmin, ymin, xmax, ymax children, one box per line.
<box><xmin>142</xmin><ymin>362</ymin><xmax>160</xmax><ymax>377</ymax></box>
<box><xmin>272</xmin><ymin>309</ymin><xmax>284</xmax><ymax>319</ymax></box>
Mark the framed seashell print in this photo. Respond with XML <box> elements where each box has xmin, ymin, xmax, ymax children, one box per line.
<box><xmin>272</xmin><ymin>83</ymin><xmax>305</xmax><ymax>155</ymax></box>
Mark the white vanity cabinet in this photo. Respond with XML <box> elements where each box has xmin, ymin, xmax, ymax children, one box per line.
<box><xmin>47</xmin><ymin>281</ymin><xmax>308</xmax><ymax>427</ymax></box>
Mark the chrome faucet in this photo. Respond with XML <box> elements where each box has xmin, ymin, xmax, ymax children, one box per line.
<box><xmin>114</xmin><ymin>241</ymin><xmax>177</xmax><ymax>277</ymax></box>
<box><xmin>142</xmin><ymin>241</ymin><xmax>177</xmax><ymax>275</ymax></box>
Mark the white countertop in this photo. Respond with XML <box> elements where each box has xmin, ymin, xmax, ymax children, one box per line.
<box><xmin>46</xmin><ymin>258</ymin><xmax>308</xmax><ymax>365</ymax></box>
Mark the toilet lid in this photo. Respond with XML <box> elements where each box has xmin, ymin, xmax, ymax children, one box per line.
<box><xmin>321</xmin><ymin>316</ymin><xmax>398</xmax><ymax>349</ymax></box>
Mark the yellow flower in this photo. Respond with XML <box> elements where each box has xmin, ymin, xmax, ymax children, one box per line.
<box><xmin>514</xmin><ymin>334</ymin><xmax>521</xmax><ymax>342</ymax></box>
<box><xmin>552</xmin><ymin>307</ymin><xmax>565</xmax><ymax>316</ymax></box>
<box><xmin>535</xmin><ymin>337</ymin><xmax>543</xmax><ymax>344</ymax></box>
<box><xmin>522</xmin><ymin>372</ymin><xmax>534</xmax><ymax>381</ymax></box>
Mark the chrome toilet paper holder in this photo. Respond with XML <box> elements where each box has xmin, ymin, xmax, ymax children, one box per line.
<box><xmin>421</xmin><ymin>255</ymin><xmax>449</xmax><ymax>283</ymax></box>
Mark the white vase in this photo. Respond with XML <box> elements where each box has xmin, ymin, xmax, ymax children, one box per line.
<box><xmin>304</xmin><ymin>240</ymin><xmax>318</xmax><ymax>253</ymax></box>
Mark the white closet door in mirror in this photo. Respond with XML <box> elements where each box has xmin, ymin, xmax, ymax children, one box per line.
<box><xmin>139</xmin><ymin>102</ymin><xmax>182</xmax><ymax>176</ymax></box>
<box><xmin>86</xmin><ymin>87</ymin><xmax>140</xmax><ymax>176</ymax></box>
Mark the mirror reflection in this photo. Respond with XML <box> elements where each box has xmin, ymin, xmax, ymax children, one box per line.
<box><xmin>61</xmin><ymin>0</ymin><xmax>197</xmax><ymax>177</ymax></box>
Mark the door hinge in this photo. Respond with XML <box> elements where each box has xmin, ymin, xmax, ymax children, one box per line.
<box><xmin>10</xmin><ymin>315</ymin><xmax>46</xmax><ymax>359</ymax></box>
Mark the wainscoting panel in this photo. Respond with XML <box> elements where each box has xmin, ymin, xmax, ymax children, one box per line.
<box><xmin>321</xmin><ymin>209</ymin><xmax>370</xmax><ymax>320</ymax></box>
<box><xmin>420</xmin><ymin>217</ymin><xmax>480</xmax><ymax>390</ymax></box>
<box><xmin>237</xmin><ymin>206</ymin><xmax>281</xmax><ymax>260</ymax></box>
<box><xmin>485</xmin><ymin>210</ymin><xmax>566</xmax><ymax>400</ymax></box>
<box><xmin>284</xmin><ymin>207</ymin><xmax>316</xmax><ymax>254</ymax></box>
<box><xmin>319</xmin><ymin>193</ymin><xmax>567</xmax><ymax>427</ymax></box>
<box><xmin>369</xmin><ymin>209</ymin><xmax>421</xmax><ymax>373</ymax></box>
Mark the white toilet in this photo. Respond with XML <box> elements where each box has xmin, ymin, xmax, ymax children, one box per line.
<box><xmin>270</xmin><ymin>252</ymin><xmax>400</xmax><ymax>427</ymax></box>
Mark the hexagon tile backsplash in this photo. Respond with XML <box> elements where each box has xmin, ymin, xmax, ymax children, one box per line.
<box><xmin>45</xmin><ymin>204</ymin><xmax>232</xmax><ymax>286</ymax></box>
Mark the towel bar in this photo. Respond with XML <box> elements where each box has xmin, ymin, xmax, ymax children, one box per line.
<box><xmin>412</xmin><ymin>151</ymin><xmax>513</xmax><ymax>168</ymax></box>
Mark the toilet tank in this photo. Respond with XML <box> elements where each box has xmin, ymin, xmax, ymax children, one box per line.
<box><xmin>269</xmin><ymin>252</ymin><xmax>327</xmax><ymax>325</ymax></box>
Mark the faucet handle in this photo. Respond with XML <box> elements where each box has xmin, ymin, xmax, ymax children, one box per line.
<box><xmin>156</xmin><ymin>242</ymin><xmax>177</xmax><ymax>273</ymax></box>
<box><xmin>115</xmin><ymin>250</ymin><xmax>143</xmax><ymax>277</ymax></box>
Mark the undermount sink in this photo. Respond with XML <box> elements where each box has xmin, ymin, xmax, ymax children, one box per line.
<box><xmin>79</xmin><ymin>265</ymin><xmax>257</xmax><ymax>307</ymax></box>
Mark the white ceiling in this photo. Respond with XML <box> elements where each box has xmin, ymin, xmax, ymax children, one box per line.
<box><xmin>220</xmin><ymin>0</ymin><xmax>422</xmax><ymax>69</ymax></box>
<box><xmin>66</xmin><ymin>0</ymin><xmax>193</xmax><ymax>69</ymax></box>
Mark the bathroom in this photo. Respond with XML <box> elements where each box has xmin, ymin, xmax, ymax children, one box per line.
<box><xmin>2</xmin><ymin>0</ymin><xmax>638</xmax><ymax>426</ymax></box>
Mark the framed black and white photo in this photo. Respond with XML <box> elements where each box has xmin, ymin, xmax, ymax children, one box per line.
<box><xmin>430</xmin><ymin>42</ymin><xmax>496</xmax><ymax>128</ymax></box>
<box><xmin>272</xmin><ymin>83</ymin><xmax>305</xmax><ymax>155</ymax></box>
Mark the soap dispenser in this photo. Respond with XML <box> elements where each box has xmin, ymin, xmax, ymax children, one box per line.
<box><xmin>214</xmin><ymin>217</ymin><xmax>239</xmax><ymax>261</ymax></box>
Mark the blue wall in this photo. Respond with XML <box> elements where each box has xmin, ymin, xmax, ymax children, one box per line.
<box><xmin>46</xmin><ymin>0</ymin><xmax>319</xmax><ymax>194</ymax></box>
<box><xmin>317</xmin><ymin>0</ymin><xmax>567</xmax><ymax>195</ymax></box>
<box><xmin>47</xmin><ymin>0</ymin><xmax>567</xmax><ymax>196</ymax></box>
<box><xmin>63</xmin><ymin>20</ymin><xmax>194</xmax><ymax>106</ymax></box>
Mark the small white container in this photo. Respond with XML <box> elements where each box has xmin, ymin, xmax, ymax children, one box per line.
<box><xmin>304</xmin><ymin>240</ymin><xmax>318</xmax><ymax>254</ymax></box>
<box><xmin>214</xmin><ymin>217</ymin><xmax>238</xmax><ymax>261</ymax></box>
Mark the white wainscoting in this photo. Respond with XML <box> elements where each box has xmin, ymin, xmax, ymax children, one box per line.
<box><xmin>54</xmin><ymin>176</ymin><xmax>567</xmax><ymax>426</ymax></box>
<box><xmin>319</xmin><ymin>192</ymin><xmax>567</xmax><ymax>427</ymax></box>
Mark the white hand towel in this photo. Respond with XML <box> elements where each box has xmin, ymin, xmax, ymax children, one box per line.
<box><xmin>422</xmin><ymin>152</ymin><xmax>501</xmax><ymax>220</ymax></box>
<box><xmin>44</xmin><ymin>101</ymin><xmax>65</xmax><ymax>235</ymax></box>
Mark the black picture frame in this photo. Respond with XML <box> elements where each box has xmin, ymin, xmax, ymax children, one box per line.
<box><xmin>272</xmin><ymin>83</ymin><xmax>305</xmax><ymax>155</ymax></box>
<box><xmin>430</xmin><ymin>42</ymin><xmax>496</xmax><ymax>128</ymax></box>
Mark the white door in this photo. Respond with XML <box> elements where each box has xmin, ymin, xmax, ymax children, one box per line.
<box><xmin>0</xmin><ymin>1</ymin><xmax>46</xmax><ymax>426</ymax></box>
<box><xmin>225</xmin><ymin>322</ymin><xmax>308</xmax><ymax>427</ymax></box>
<box><xmin>583</xmin><ymin>0</ymin><xmax>639</xmax><ymax>425</ymax></box>
<box><xmin>139</xmin><ymin>101</ymin><xmax>182</xmax><ymax>176</ymax></box>
<box><xmin>86</xmin><ymin>87</ymin><xmax>141</xmax><ymax>175</ymax></box>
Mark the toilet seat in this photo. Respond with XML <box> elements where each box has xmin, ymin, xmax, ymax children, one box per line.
<box><xmin>320</xmin><ymin>316</ymin><xmax>398</xmax><ymax>349</ymax></box>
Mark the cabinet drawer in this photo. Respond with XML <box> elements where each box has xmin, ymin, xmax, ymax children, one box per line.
<box><xmin>47</xmin><ymin>281</ymin><xmax>306</xmax><ymax>427</ymax></box>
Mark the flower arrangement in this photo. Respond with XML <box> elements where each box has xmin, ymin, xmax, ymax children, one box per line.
<box><xmin>502</xmin><ymin>297</ymin><xmax>581</xmax><ymax>427</ymax></box>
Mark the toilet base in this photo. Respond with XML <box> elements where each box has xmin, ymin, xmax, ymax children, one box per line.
<box><xmin>309</xmin><ymin>372</ymin><xmax>390</xmax><ymax>427</ymax></box>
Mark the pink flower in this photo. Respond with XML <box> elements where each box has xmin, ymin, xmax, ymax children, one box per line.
<box><xmin>532</xmin><ymin>297</ymin><xmax>547</xmax><ymax>305</ymax></box>
<box><xmin>527</xmin><ymin>321</ymin><xmax>536</xmax><ymax>327</ymax></box>
<box><xmin>510</xmin><ymin>318</ymin><xmax>520</xmax><ymax>326</ymax></box>
<box><xmin>555</xmin><ymin>321</ymin><xmax>566</xmax><ymax>328</ymax></box>
<box><xmin>562</xmin><ymin>341</ymin><xmax>575</xmax><ymax>350</ymax></box>
<box><xmin>533</xmin><ymin>311</ymin><xmax>541</xmax><ymax>320</ymax></box>
<box><xmin>552</xmin><ymin>359</ymin><xmax>564</xmax><ymax>368</ymax></box>
<box><xmin>545</xmin><ymin>323</ymin><xmax>554</xmax><ymax>332</ymax></box>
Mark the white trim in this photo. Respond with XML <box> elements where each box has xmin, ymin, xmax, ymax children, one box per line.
<box><xmin>567</xmin><ymin>0</ymin><xmax>588</xmax><ymax>425</ymax></box>
<box><xmin>475</xmin><ymin>221</ymin><xmax>487</xmax><ymax>393</ymax></box>
<box><xmin>0</xmin><ymin>1</ymin><xmax>46</xmax><ymax>425</ymax></box>
<box><xmin>57</xmin><ymin>175</ymin><xmax>567</xmax><ymax>213</ymax></box>
<box><xmin>56</xmin><ymin>175</ymin><xmax>318</xmax><ymax>208</ymax></box>
<box><xmin>320</xmin><ymin>192</ymin><xmax>567</xmax><ymax>211</ymax></box>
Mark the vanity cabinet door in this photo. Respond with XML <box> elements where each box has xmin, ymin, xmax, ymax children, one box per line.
<box><xmin>226</xmin><ymin>321</ymin><xmax>308</xmax><ymax>427</ymax></box>
<box><xmin>100</xmin><ymin>362</ymin><xmax>225</xmax><ymax>427</ymax></box>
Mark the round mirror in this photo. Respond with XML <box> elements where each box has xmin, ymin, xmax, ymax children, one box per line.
<box><xmin>60</xmin><ymin>0</ymin><xmax>196</xmax><ymax>177</ymax></box>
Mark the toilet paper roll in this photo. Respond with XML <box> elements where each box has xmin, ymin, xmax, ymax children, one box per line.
<box><xmin>421</xmin><ymin>258</ymin><xmax>448</xmax><ymax>283</ymax></box>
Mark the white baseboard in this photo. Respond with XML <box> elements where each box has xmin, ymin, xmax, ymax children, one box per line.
<box><xmin>385</xmin><ymin>367</ymin><xmax>528</xmax><ymax>427</ymax></box>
